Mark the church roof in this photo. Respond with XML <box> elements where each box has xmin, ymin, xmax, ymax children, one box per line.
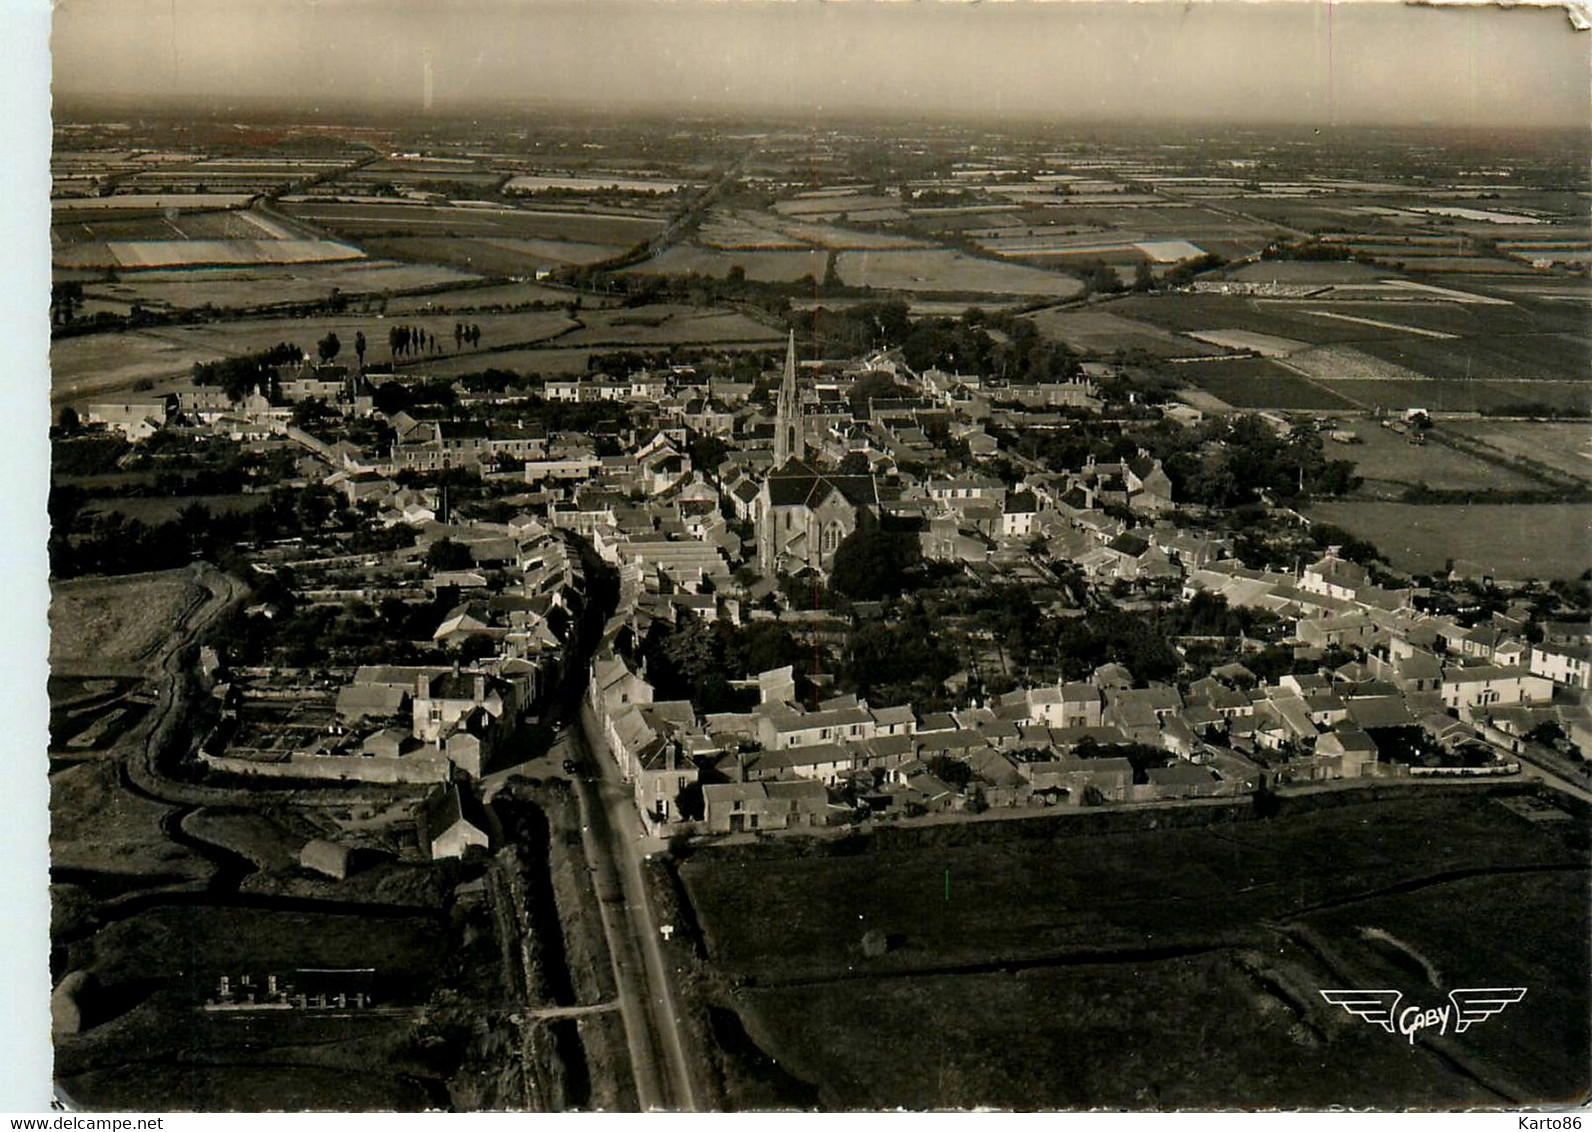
<box><xmin>765</xmin><ymin>460</ymin><xmax>879</xmax><ymax>509</ymax></box>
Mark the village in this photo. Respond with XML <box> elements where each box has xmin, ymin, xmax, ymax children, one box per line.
<box><xmin>61</xmin><ymin>315</ymin><xmax>1592</xmax><ymax>858</ymax></box>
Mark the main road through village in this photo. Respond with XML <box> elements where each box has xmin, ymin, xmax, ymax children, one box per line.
<box><xmin>562</xmin><ymin>699</ymin><xmax>699</xmax><ymax>1111</ymax></box>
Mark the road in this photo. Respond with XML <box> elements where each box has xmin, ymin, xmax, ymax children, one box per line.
<box><xmin>566</xmin><ymin>705</ymin><xmax>699</xmax><ymax>1111</ymax></box>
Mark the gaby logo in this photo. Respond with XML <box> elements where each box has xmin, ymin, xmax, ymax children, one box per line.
<box><xmin>1320</xmin><ymin>988</ymin><xmax>1527</xmax><ymax>1044</ymax></box>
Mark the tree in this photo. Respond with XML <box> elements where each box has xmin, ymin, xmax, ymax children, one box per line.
<box><xmin>830</xmin><ymin>524</ymin><xmax>924</xmax><ymax>601</ymax></box>
<box><xmin>1132</xmin><ymin>261</ymin><xmax>1156</xmax><ymax>292</ymax></box>
<box><xmin>425</xmin><ymin>538</ymin><xmax>474</xmax><ymax>571</ymax></box>
<box><xmin>54</xmin><ymin>406</ymin><xmax>81</xmax><ymax>435</ymax></box>
<box><xmin>354</xmin><ymin>331</ymin><xmax>366</xmax><ymax>367</ymax></box>
<box><xmin>317</xmin><ymin>332</ymin><xmax>341</xmax><ymax>363</ymax></box>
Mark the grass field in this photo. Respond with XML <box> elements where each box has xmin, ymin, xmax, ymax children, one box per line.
<box><xmin>1445</xmin><ymin>421</ymin><xmax>1592</xmax><ymax>483</ymax></box>
<box><xmin>282</xmin><ymin>201</ymin><xmax>664</xmax><ymax>246</ymax></box>
<box><xmin>1178</xmin><ymin>358</ymin><xmax>1359</xmax><ymax>410</ymax></box>
<box><xmin>1023</xmin><ymin>308</ymin><xmax>1224</xmax><ymax>357</ymax></box>
<box><xmin>55</xmin><ymin>239</ymin><xmax>364</xmax><ymax>271</ymax></box>
<box><xmin>1304</xmin><ymin>501</ymin><xmax>1592</xmax><ymax>578</ymax></box>
<box><xmin>557</xmin><ymin>306</ymin><xmax>782</xmax><ymax>348</ymax></box>
<box><xmin>835</xmin><ymin>249</ymin><xmax>1085</xmax><ymax>297</ymax></box>
<box><xmin>50</xmin><ymin>761</ymin><xmax>214</xmax><ymax>882</ymax></box>
<box><xmin>631</xmin><ymin>245</ymin><xmax>832</xmax><ymax>282</ymax></box>
<box><xmin>49</xmin><ymin>570</ymin><xmax>205</xmax><ymax>671</ymax></box>
<box><xmin>51</xmin><ymin>333</ymin><xmax>228</xmax><ymax>403</ymax></box>
<box><xmin>682</xmin><ymin>789</ymin><xmax>1589</xmax><ymax>1108</ymax></box>
<box><xmin>1317</xmin><ymin>380</ymin><xmax>1592</xmax><ymax>415</ymax></box>
<box><xmin>1336</xmin><ymin>426</ymin><xmax>1542</xmax><ymax>495</ymax></box>
<box><xmin>80</xmin><ymin>260</ymin><xmax>483</xmax><ymax>312</ymax></box>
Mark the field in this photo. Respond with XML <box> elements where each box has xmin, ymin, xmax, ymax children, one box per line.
<box><xmin>49</xmin><ymin>570</ymin><xmax>206</xmax><ymax>673</ymax></box>
<box><xmin>557</xmin><ymin>306</ymin><xmax>782</xmax><ymax>348</ymax></box>
<box><xmin>1316</xmin><ymin>380</ymin><xmax>1592</xmax><ymax>416</ymax></box>
<box><xmin>50</xmin><ymin>760</ymin><xmax>213</xmax><ymax>883</ymax></box>
<box><xmin>385</xmin><ymin>280</ymin><xmax>613</xmax><ymax>314</ymax></box>
<box><xmin>1333</xmin><ymin>426</ymin><xmax>1542</xmax><ymax>495</ymax></box>
<box><xmin>1177</xmin><ymin>359</ymin><xmax>1359</xmax><ymax>411</ymax></box>
<box><xmin>78</xmin><ymin>261</ymin><xmax>483</xmax><ymax>312</ymax></box>
<box><xmin>51</xmin><ymin>333</ymin><xmax>228</xmax><ymax>404</ymax></box>
<box><xmin>280</xmin><ymin>200</ymin><xmax>665</xmax><ymax>246</ymax></box>
<box><xmin>834</xmin><ymin>250</ymin><xmax>1085</xmax><ymax>297</ymax></box>
<box><xmin>1445</xmin><ymin>421</ymin><xmax>1592</xmax><ymax>483</ymax></box>
<box><xmin>1023</xmin><ymin>308</ymin><xmax>1223</xmax><ymax>358</ymax></box>
<box><xmin>680</xmin><ymin>789</ymin><xmax>1590</xmax><ymax>1109</ymax></box>
<box><xmin>54</xmin><ymin>905</ymin><xmax>452</xmax><ymax>1110</ymax></box>
<box><xmin>1304</xmin><ymin>502</ymin><xmax>1592</xmax><ymax>579</ymax></box>
<box><xmin>630</xmin><ymin>245</ymin><xmax>832</xmax><ymax>282</ymax></box>
<box><xmin>1228</xmin><ymin>261</ymin><xmax>1389</xmax><ymax>285</ymax></box>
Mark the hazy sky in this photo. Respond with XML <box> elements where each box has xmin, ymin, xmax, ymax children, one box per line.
<box><xmin>51</xmin><ymin>0</ymin><xmax>1589</xmax><ymax>129</ymax></box>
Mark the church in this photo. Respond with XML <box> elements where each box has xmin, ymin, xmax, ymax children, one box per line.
<box><xmin>755</xmin><ymin>332</ymin><xmax>879</xmax><ymax>576</ymax></box>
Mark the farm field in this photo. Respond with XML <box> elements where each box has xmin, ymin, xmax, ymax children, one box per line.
<box><xmin>1177</xmin><ymin>358</ymin><xmax>1358</xmax><ymax>410</ymax></box>
<box><xmin>78</xmin><ymin>260</ymin><xmax>483</xmax><ymax>312</ymax></box>
<box><xmin>384</xmin><ymin>280</ymin><xmax>610</xmax><ymax>313</ymax></box>
<box><xmin>136</xmin><ymin>309</ymin><xmax>575</xmax><ymax>363</ymax></box>
<box><xmin>1333</xmin><ymin>426</ymin><xmax>1543</xmax><ymax>495</ymax></box>
<box><xmin>1304</xmin><ymin>501</ymin><xmax>1592</xmax><ymax>579</ymax></box>
<box><xmin>630</xmin><ymin>245</ymin><xmax>831</xmax><ymax>282</ymax></box>
<box><xmin>360</xmin><ymin>235</ymin><xmax>618</xmax><ymax>277</ymax></box>
<box><xmin>55</xmin><ymin>239</ymin><xmax>364</xmax><ymax>271</ymax></box>
<box><xmin>1023</xmin><ymin>308</ymin><xmax>1224</xmax><ymax>357</ymax></box>
<box><xmin>1444</xmin><ymin>421</ymin><xmax>1592</xmax><ymax>483</ymax></box>
<box><xmin>49</xmin><ymin>332</ymin><xmax>218</xmax><ymax>403</ymax></box>
<box><xmin>1228</xmin><ymin>261</ymin><xmax>1389</xmax><ymax>284</ymax></box>
<box><xmin>1316</xmin><ymin>380</ymin><xmax>1592</xmax><ymax>415</ymax></box>
<box><xmin>682</xmin><ymin>789</ymin><xmax>1589</xmax><ymax>1108</ymax></box>
<box><xmin>280</xmin><ymin>200</ymin><xmax>664</xmax><ymax>245</ymax></box>
<box><xmin>835</xmin><ymin>249</ymin><xmax>1085</xmax><ymax>297</ymax></box>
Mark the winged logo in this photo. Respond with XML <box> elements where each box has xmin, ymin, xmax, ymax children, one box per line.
<box><xmin>1320</xmin><ymin>987</ymin><xmax>1527</xmax><ymax>1042</ymax></box>
<box><xmin>1448</xmin><ymin>987</ymin><xmax>1527</xmax><ymax>1033</ymax></box>
<box><xmin>1319</xmin><ymin>989</ymin><xmax>1401</xmax><ymax>1032</ymax></box>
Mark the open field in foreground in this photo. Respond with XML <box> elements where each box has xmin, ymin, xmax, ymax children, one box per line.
<box><xmin>1305</xmin><ymin>501</ymin><xmax>1592</xmax><ymax>579</ymax></box>
<box><xmin>682</xmin><ymin>788</ymin><xmax>1589</xmax><ymax>1109</ymax></box>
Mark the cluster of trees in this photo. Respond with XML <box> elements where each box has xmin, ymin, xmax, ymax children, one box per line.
<box><xmin>388</xmin><ymin>323</ymin><xmax>480</xmax><ymax>360</ymax></box>
<box><xmin>788</xmin><ymin>301</ymin><xmax>1082</xmax><ymax>389</ymax></box>
<box><xmin>829</xmin><ymin>521</ymin><xmax>931</xmax><ymax>602</ymax></box>
<box><xmin>49</xmin><ymin>482</ymin><xmax>349</xmax><ymax>580</ymax></box>
<box><xmin>192</xmin><ymin>342</ymin><xmax>302</xmax><ymax>402</ymax></box>
<box><xmin>638</xmin><ymin>616</ymin><xmax>805</xmax><ymax>713</ymax></box>
<box><xmin>840</xmin><ymin>605</ymin><xmax>959</xmax><ymax>707</ymax></box>
<box><xmin>1159</xmin><ymin>417</ymin><xmax>1361</xmax><ymax>507</ymax></box>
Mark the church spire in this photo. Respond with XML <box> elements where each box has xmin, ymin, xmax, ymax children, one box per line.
<box><xmin>775</xmin><ymin>329</ymin><xmax>803</xmax><ymax>466</ymax></box>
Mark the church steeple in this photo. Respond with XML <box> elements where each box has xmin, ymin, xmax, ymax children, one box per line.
<box><xmin>774</xmin><ymin>329</ymin><xmax>804</xmax><ymax>466</ymax></box>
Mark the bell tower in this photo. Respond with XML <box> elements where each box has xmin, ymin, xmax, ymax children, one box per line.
<box><xmin>774</xmin><ymin>330</ymin><xmax>803</xmax><ymax>466</ymax></box>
